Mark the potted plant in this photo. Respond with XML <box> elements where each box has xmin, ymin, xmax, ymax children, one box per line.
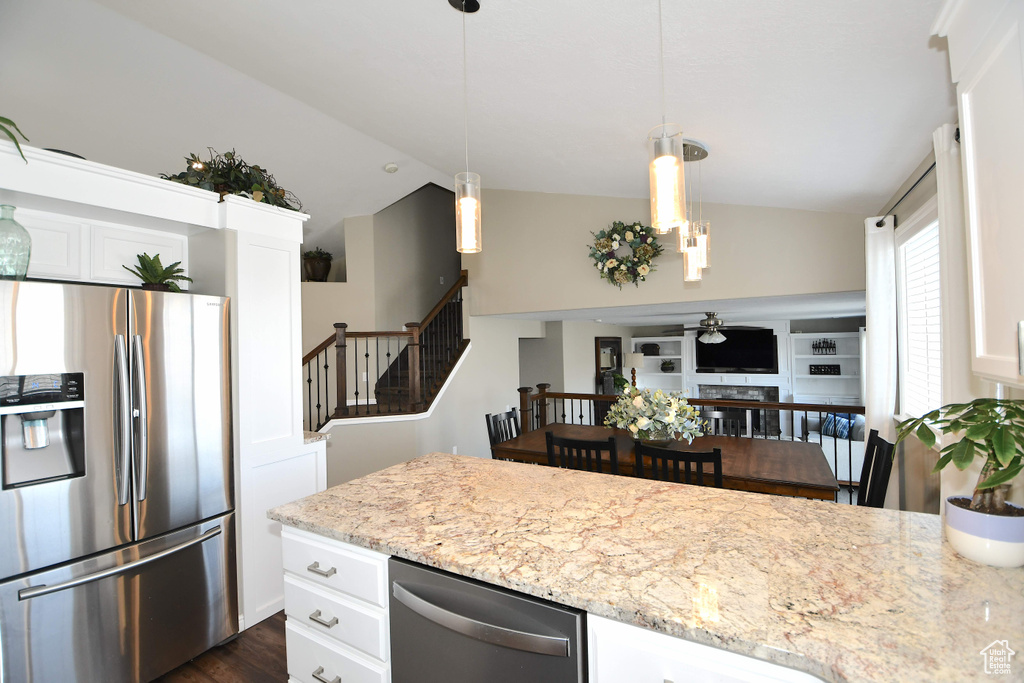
<box><xmin>160</xmin><ymin>148</ymin><xmax>302</xmax><ymax>211</ymax></box>
<box><xmin>660</xmin><ymin>359</ymin><xmax>676</xmax><ymax>373</ymax></box>
<box><xmin>897</xmin><ymin>398</ymin><xmax>1024</xmax><ymax>567</ymax></box>
<box><xmin>1</xmin><ymin>116</ymin><xmax>29</xmax><ymax>162</ymax></box>
<box><xmin>604</xmin><ymin>385</ymin><xmax>703</xmax><ymax>445</ymax></box>
<box><xmin>123</xmin><ymin>253</ymin><xmax>193</xmax><ymax>292</ymax></box>
<box><xmin>302</xmin><ymin>247</ymin><xmax>333</xmax><ymax>282</ymax></box>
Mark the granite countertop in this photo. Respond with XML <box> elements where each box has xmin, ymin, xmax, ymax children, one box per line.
<box><xmin>268</xmin><ymin>453</ymin><xmax>1024</xmax><ymax>682</ymax></box>
<box><xmin>303</xmin><ymin>431</ymin><xmax>330</xmax><ymax>444</ymax></box>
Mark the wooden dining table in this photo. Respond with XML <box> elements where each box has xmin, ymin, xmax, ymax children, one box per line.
<box><xmin>492</xmin><ymin>423</ymin><xmax>840</xmax><ymax>501</ymax></box>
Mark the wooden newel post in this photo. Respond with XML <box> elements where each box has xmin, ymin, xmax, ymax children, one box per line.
<box><xmin>406</xmin><ymin>322</ymin><xmax>422</xmax><ymax>411</ymax></box>
<box><xmin>517</xmin><ymin>386</ymin><xmax>533</xmax><ymax>433</ymax></box>
<box><xmin>536</xmin><ymin>383</ymin><xmax>551</xmax><ymax>429</ymax></box>
<box><xmin>334</xmin><ymin>323</ymin><xmax>348</xmax><ymax>417</ymax></box>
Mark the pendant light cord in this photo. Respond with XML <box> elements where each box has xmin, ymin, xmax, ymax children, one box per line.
<box><xmin>462</xmin><ymin>1</ymin><xmax>470</xmax><ymax>174</ymax></box>
<box><xmin>698</xmin><ymin>159</ymin><xmax>703</xmax><ymax>224</ymax></box>
<box><xmin>658</xmin><ymin>0</ymin><xmax>666</xmax><ymax>127</ymax></box>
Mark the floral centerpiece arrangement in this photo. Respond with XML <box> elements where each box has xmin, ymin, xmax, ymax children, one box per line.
<box><xmin>589</xmin><ymin>220</ymin><xmax>664</xmax><ymax>289</ymax></box>
<box><xmin>604</xmin><ymin>385</ymin><xmax>703</xmax><ymax>442</ymax></box>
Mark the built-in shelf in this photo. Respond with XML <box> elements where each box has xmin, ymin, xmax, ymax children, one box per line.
<box><xmin>793</xmin><ymin>354</ymin><xmax>859</xmax><ymax>359</ymax></box>
<box><xmin>790</xmin><ymin>331</ymin><xmax>863</xmax><ymax>405</ymax></box>
<box><xmin>795</xmin><ymin>374</ymin><xmax>860</xmax><ymax>379</ymax></box>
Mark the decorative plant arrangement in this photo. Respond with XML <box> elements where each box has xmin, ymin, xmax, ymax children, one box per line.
<box><xmin>589</xmin><ymin>220</ymin><xmax>663</xmax><ymax>289</ymax></box>
<box><xmin>604</xmin><ymin>385</ymin><xmax>703</xmax><ymax>443</ymax></box>
<box><xmin>123</xmin><ymin>253</ymin><xmax>193</xmax><ymax>292</ymax></box>
<box><xmin>660</xmin><ymin>359</ymin><xmax>676</xmax><ymax>373</ymax></box>
<box><xmin>160</xmin><ymin>148</ymin><xmax>302</xmax><ymax>211</ymax></box>
<box><xmin>302</xmin><ymin>247</ymin><xmax>333</xmax><ymax>282</ymax></box>
<box><xmin>1</xmin><ymin>116</ymin><xmax>29</xmax><ymax>162</ymax></box>
<box><xmin>897</xmin><ymin>398</ymin><xmax>1024</xmax><ymax>567</ymax></box>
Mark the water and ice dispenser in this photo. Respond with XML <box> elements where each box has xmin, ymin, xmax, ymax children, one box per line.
<box><xmin>0</xmin><ymin>373</ymin><xmax>85</xmax><ymax>488</ymax></box>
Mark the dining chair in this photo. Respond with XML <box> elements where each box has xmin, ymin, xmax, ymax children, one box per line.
<box><xmin>545</xmin><ymin>432</ymin><xmax>618</xmax><ymax>473</ymax></box>
<box><xmin>856</xmin><ymin>429</ymin><xmax>895</xmax><ymax>508</ymax></box>
<box><xmin>634</xmin><ymin>441</ymin><xmax>723</xmax><ymax>487</ymax></box>
<box><xmin>485</xmin><ymin>408</ymin><xmax>521</xmax><ymax>458</ymax></box>
<box><xmin>702</xmin><ymin>410</ymin><xmax>742</xmax><ymax>438</ymax></box>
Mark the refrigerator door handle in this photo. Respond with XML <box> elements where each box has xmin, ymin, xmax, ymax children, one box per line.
<box><xmin>114</xmin><ymin>334</ymin><xmax>131</xmax><ymax>505</ymax></box>
<box><xmin>392</xmin><ymin>582</ymin><xmax>570</xmax><ymax>657</ymax></box>
<box><xmin>132</xmin><ymin>334</ymin><xmax>149</xmax><ymax>501</ymax></box>
<box><xmin>16</xmin><ymin>525</ymin><xmax>223</xmax><ymax>601</ymax></box>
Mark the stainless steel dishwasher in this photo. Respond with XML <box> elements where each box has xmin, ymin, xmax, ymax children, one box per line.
<box><xmin>389</xmin><ymin>558</ymin><xmax>586</xmax><ymax>682</ymax></box>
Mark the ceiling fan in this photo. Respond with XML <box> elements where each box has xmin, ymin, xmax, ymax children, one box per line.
<box><xmin>662</xmin><ymin>312</ymin><xmax>762</xmax><ymax>343</ymax></box>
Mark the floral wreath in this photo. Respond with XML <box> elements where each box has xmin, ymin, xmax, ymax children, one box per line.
<box><xmin>589</xmin><ymin>220</ymin><xmax>664</xmax><ymax>289</ymax></box>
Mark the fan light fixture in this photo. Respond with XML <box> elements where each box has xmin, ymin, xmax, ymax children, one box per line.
<box><xmin>453</xmin><ymin>0</ymin><xmax>481</xmax><ymax>254</ymax></box>
<box><xmin>697</xmin><ymin>312</ymin><xmax>727</xmax><ymax>344</ymax></box>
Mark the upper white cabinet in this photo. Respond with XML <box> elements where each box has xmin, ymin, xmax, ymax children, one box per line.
<box><xmin>935</xmin><ymin>0</ymin><xmax>1024</xmax><ymax>386</ymax></box>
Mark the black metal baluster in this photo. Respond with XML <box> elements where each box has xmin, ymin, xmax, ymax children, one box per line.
<box><xmin>315</xmin><ymin>353</ymin><xmax>322</xmax><ymax>429</ymax></box>
<box><xmin>352</xmin><ymin>338</ymin><xmax>361</xmax><ymax>414</ymax></box>
<box><xmin>322</xmin><ymin>350</ymin><xmax>330</xmax><ymax>424</ymax></box>
<box><xmin>306</xmin><ymin>361</ymin><xmax>313</xmax><ymax>431</ymax></box>
<box><xmin>364</xmin><ymin>341</ymin><xmax>370</xmax><ymax>414</ymax></box>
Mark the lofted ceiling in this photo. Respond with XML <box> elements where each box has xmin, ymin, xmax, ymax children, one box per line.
<box><xmin>92</xmin><ymin>0</ymin><xmax>956</xmax><ymax>215</ymax></box>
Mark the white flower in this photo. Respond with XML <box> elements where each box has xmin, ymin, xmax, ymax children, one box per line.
<box><xmin>636</xmin><ymin>416</ymin><xmax>650</xmax><ymax>429</ymax></box>
<box><xmin>619</xmin><ymin>264</ymin><xmax>627</xmax><ymax>270</ymax></box>
<box><xmin>646</xmin><ymin>236</ymin><xmax>652</xmax><ymax>243</ymax></box>
<box><xmin>625</xmin><ymin>231</ymin><xmax>634</xmax><ymax>241</ymax></box>
<box><xmin>611</xmin><ymin>241</ymin><xmax>619</xmax><ymax>250</ymax></box>
<box><xmin>637</xmin><ymin>264</ymin><xmax>650</xmax><ymax>276</ymax></box>
<box><xmin>612</xmin><ymin>234</ymin><xmax>620</xmax><ymax>240</ymax></box>
<box><xmin>632</xmin><ymin>395</ymin><xmax>646</xmax><ymax>409</ymax></box>
<box><xmin>628</xmin><ymin>423</ymin><xmax>639</xmax><ymax>434</ymax></box>
<box><xmin>605</xmin><ymin>258</ymin><xmax>618</xmax><ymax>269</ymax></box>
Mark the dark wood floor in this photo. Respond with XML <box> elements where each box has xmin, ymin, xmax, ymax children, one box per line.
<box><xmin>155</xmin><ymin>611</ymin><xmax>287</xmax><ymax>683</ymax></box>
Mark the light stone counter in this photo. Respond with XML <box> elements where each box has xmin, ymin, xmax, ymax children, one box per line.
<box><xmin>268</xmin><ymin>452</ymin><xmax>1024</xmax><ymax>682</ymax></box>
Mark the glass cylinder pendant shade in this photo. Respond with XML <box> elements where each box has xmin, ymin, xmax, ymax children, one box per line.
<box><xmin>682</xmin><ymin>235</ymin><xmax>702</xmax><ymax>282</ymax></box>
<box><xmin>455</xmin><ymin>172</ymin><xmax>482</xmax><ymax>254</ymax></box>
<box><xmin>694</xmin><ymin>221</ymin><xmax>710</xmax><ymax>268</ymax></box>
<box><xmin>647</xmin><ymin>124</ymin><xmax>687</xmax><ymax>234</ymax></box>
<box><xmin>0</xmin><ymin>205</ymin><xmax>31</xmax><ymax>280</ymax></box>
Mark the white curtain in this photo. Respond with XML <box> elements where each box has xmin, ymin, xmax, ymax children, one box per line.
<box><xmin>865</xmin><ymin>215</ymin><xmax>898</xmax><ymax>507</ymax></box>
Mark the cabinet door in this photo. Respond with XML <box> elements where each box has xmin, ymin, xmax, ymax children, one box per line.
<box><xmin>957</xmin><ymin>1</ymin><xmax>1024</xmax><ymax>385</ymax></box>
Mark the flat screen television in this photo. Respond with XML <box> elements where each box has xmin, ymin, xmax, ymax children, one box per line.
<box><xmin>695</xmin><ymin>328</ymin><xmax>778</xmax><ymax>374</ymax></box>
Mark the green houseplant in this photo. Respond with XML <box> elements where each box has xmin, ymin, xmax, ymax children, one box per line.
<box><xmin>897</xmin><ymin>398</ymin><xmax>1024</xmax><ymax>567</ymax></box>
<box><xmin>123</xmin><ymin>253</ymin><xmax>193</xmax><ymax>292</ymax></box>
<box><xmin>660</xmin><ymin>359</ymin><xmax>676</xmax><ymax>373</ymax></box>
<box><xmin>302</xmin><ymin>247</ymin><xmax>332</xmax><ymax>282</ymax></box>
<box><xmin>1</xmin><ymin>116</ymin><xmax>29</xmax><ymax>162</ymax></box>
<box><xmin>160</xmin><ymin>148</ymin><xmax>302</xmax><ymax>211</ymax></box>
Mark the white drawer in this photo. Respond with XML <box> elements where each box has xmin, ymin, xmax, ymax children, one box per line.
<box><xmin>286</xmin><ymin>621</ymin><xmax>389</xmax><ymax>683</ymax></box>
<box><xmin>285</xmin><ymin>574</ymin><xmax>389</xmax><ymax>662</ymax></box>
<box><xmin>282</xmin><ymin>527</ymin><xmax>389</xmax><ymax>607</ymax></box>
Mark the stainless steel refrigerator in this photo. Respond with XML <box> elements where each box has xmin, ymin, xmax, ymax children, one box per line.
<box><xmin>0</xmin><ymin>281</ymin><xmax>237</xmax><ymax>682</ymax></box>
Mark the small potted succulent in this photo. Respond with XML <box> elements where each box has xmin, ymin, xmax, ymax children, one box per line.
<box><xmin>123</xmin><ymin>253</ymin><xmax>193</xmax><ymax>292</ymax></box>
<box><xmin>160</xmin><ymin>148</ymin><xmax>302</xmax><ymax>211</ymax></box>
<box><xmin>897</xmin><ymin>398</ymin><xmax>1024</xmax><ymax>567</ymax></box>
<box><xmin>302</xmin><ymin>247</ymin><xmax>333</xmax><ymax>282</ymax></box>
<box><xmin>660</xmin><ymin>359</ymin><xmax>676</xmax><ymax>373</ymax></box>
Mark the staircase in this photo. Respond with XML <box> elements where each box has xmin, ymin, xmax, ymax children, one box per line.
<box><xmin>302</xmin><ymin>270</ymin><xmax>468</xmax><ymax>429</ymax></box>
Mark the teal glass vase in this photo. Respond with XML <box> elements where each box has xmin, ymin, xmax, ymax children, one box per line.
<box><xmin>0</xmin><ymin>205</ymin><xmax>30</xmax><ymax>280</ymax></box>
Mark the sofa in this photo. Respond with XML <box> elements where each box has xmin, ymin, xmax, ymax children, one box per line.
<box><xmin>798</xmin><ymin>412</ymin><xmax>866</xmax><ymax>485</ymax></box>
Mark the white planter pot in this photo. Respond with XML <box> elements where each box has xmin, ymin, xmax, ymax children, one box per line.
<box><xmin>944</xmin><ymin>496</ymin><xmax>1024</xmax><ymax>568</ymax></box>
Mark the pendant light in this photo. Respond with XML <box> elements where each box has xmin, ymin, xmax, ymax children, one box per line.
<box><xmin>694</xmin><ymin>160</ymin><xmax>710</xmax><ymax>268</ymax></box>
<box><xmin>453</xmin><ymin>0</ymin><xmax>481</xmax><ymax>253</ymax></box>
<box><xmin>675</xmin><ymin>140</ymin><xmax>709</xmax><ymax>281</ymax></box>
<box><xmin>647</xmin><ymin>0</ymin><xmax>685</xmax><ymax>234</ymax></box>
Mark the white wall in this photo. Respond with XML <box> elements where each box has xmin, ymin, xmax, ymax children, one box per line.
<box><xmin>461</xmin><ymin>189</ymin><xmax>865</xmax><ymax>318</ymax></box>
<box><xmin>372</xmin><ymin>184</ymin><xmax>461</xmax><ymax>330</ymax></box>
<box><xmin>519</xmin><ymin>322</ymin><xmax>565</xmax><ymax>392</ymax></box>
<box><xmin>0</xmin><ymin>0</ymin><xmax>449</xmax><ymax>264</ymax></box>
<box><xmin>560</xmin><ymin>322</ymin><xmax>633</xmax><ymax>393</ymax></box>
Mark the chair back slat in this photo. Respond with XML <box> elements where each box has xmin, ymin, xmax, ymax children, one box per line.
<box><xmin>702</xmin><ymin>410</ymin><xmax>741</xmax><ymax>437</ymax></box>
<box><xmin>485</xmin><ymin>408</ymin><xmax>522</xmax><ymax>450</ymax></box>
<box><xmin>635</xmin><ymin>441</ymin><xmax>723</xmax><ymax>488</ymax></box>
<box><xmin>857</xmin><ymin>429</ymin><xmax>895</xmax><ymax>508</ymax></box>
<box><xmin>545</xmin><ymin>432</ymin><xmax>618</xmax><ymax>473</ymax></box>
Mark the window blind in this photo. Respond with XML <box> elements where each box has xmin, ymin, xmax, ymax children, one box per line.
<box><xmin>898</xmin><ymin>221</ymin><xmax>941</xmax><ymax>418</ymax></box>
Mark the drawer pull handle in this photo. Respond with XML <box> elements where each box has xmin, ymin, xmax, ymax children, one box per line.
<box><xmin>307</xmin><ymin>561</ymin><xmax>337</xmax><ymax>578</ymax></box>
<box><xmin>308</xmin><ymin>609</ymin><xmax>339</xmax><ymax>629</ymax></box>
<box><xmin>312</xmin><ymin>666</ymin><xmax>341</xmax><ymax>683</ymax></box>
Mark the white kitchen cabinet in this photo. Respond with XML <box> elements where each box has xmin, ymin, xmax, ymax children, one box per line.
<box><xmin>934</xmin><ymin>0</ymin><xmax>1024</xmax><ymax>386</ymax></box>
<box><xmin>587</xmin><ymin>615</ymin><xmax>825</xmax><ymax>683</ymax></box>
<box><xmin>282</xmin><ymin>527</ymin><xmax>391</xmax><ymax>683</ymax></box>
